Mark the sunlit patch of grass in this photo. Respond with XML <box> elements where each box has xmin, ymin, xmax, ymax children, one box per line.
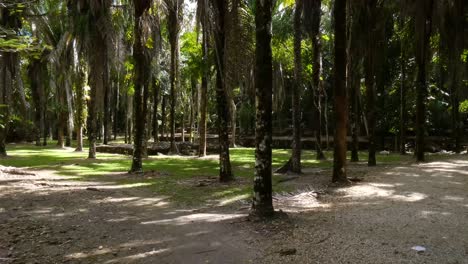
<box><xmin>2</xmin><ymin>142</ymin><xmax>420</xmax><ymax>205</ymax></box>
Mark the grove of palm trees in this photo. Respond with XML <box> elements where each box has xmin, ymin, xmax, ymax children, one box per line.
<box><xmin>0</xmin><ymin>0</ymin><xmax>467</xmax><ymax>263</ymax></box>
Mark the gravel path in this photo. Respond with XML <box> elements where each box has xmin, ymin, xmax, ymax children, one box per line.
<box><xmin>0</xmin><ymin>169</ymin><xmax>256</xmax><ymax>264</ymax></box>
<box><xmin>1</xmin><ymin>157</ymin><xmax>467</xmax><ymax>263</ymax></box>
<box><xmin>258</xmin><ymin>157</ymin><xmax>468</xmax><ymax>264</ymax></box>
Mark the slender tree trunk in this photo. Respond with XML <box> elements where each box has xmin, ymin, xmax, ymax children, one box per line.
<box><xmin>152</xmin><ymin>79</ymin><xmax>160</xmax><ymax>142</ymax></box>
<box><xmin>167</xmin><ymin>1</ymin><xmax>181</xmax><ymax>154</ymax></box>
<box><xmin>364</xmin><ymin>2</ymin><xmax>376</xmax><ymax>166</ymax></box>
<box><xmin>347</xmin><ymin>3</ymin><xmax>360</xmax><ymax>162</ymax></box>
<box><xmin>103</xmin><ymin>79</ymin><xmax>110</xmax><ymax>145</ymax></box>
<box><xmin>0</xmin><ymin>52</ymin><xmax>13</xmax><ymax>157</ymax></box>
<box><xmin>350</xmin><ymin>71</ymin><xmax>360</xmax><ymax>162</ymax></box>
<box><xmin>130</xmin><ymin>1</ymin><xmax>152</xmax><ymax>172</ymax></box>
<box><xmin>161</xmin><ymin>95</ymin><xmax>167</xmax><ymax>141</ymax></box>
<box><xmin>212</xmin><ymin>0</ymin><xmax>233</xmax><ymax>182</ymax></box>
<box><xmin>291</xmin><ymin>0</ymin><xmax>303</xmax><ymax>173</ymax></box>
<box><xmin>230</xmin><ymin>99</ymin><xmax>237</xmax><ymax>148</ymax></box>
<box><xmin>414</xmin><ymin>0</ymin><xmax>433</xmax><ymax>162</ymax></box>
<box><xmin>251</xmin><ymin>0</ymin><xmax>274</xmax><ymax>218</ymax></box>
<box><xmin>332</xmin><ymin>0</ymin><xmax>349</xmax><ymax>183</ymax></box>
<box><xmin>198</xmin><ymin>23</ymin><xmax>209</xmax><ymax>157</ymax></box>
<box><xmin>181</xmin><ymin>112</ymin><xmax>185</xmax><ymax>142</ymax></box>
<box><xmin>305</xmin><ymin>0</ymin><xmax>325</xmax><ymax>160</ymax></box>
<box><xmin>446</xmin><ymin>0</ymin><xmax>464</xmax><ymax>153</ymax></box>
<box><xmin>399</xmin><ymin>19</ymin><xmax>407</xmax><ymax>155</ymax></box>
<box><xmin>124</xmin><ymin>93</ymin><xmax>129</xmax><ymax>143</ymax></box>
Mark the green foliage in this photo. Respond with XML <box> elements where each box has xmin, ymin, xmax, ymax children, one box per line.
<box><xmin>460</xmin><ymin>100</ymin><xmax>468</xmax><ymax>114</ymax></box>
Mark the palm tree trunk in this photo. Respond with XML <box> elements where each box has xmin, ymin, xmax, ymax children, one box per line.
<box><xmin>251</xmin><ymin>0</ymin><xmax>274</xmax><ymax>218</ymax></box>
<box><xmin>414</xmin><ymin>0</ymin><xmax>433</xmax><ymax>162</ymax></box>
<box><xmin>152</xmin><ymin>79</ymin><xmax>160</xmax><ymax>142</ymax></box>
<box><xmin>198</xmin><ymin>21</ymin><xmax>209</xmax><ymax>157</ymax></box>
<box><xmin>212</xmin><ymin>0</ymin><xmax>233</xmax><ymax>182</ymax></box>
<box><xmin>161</xmin><ymin>94</ymin><xmax>167</xmax><ymax>141</ymax></box>
<box><xmin>291</xmin><ymin>0</ymin><xmax>303</xmax><ymax>173</ymax></box>
<box><xmin>332</xmin><ymin>0</ymin><xmax>349</xmax><ymax>183</ymax></box>
<box><xmin>399</xmin><ymin>17</ymin><xmax>407</xmax><ymax>155</ymax></box>
<box><xmin>364</xmin><ymin>2</ymin><xmax>376</xmax><ymax>167</ymax></box>
<box><xmin>130</xmin><ymin>1</ymin><xmax>153</xmax><ymax>173</ymax></box>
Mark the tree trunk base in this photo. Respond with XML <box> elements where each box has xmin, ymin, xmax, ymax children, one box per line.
<box><xmin>275</xmin><ymin>158</ymin><xmax>301</xmax><ymax>174</ymax></box>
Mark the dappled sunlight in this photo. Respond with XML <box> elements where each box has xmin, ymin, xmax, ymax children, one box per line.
<box><xmin>217</xmin><ymin>194</ymin><xmax>250</xmax><ymax>206</ymax></box>
<box><xmin>442</xmin><ymin>195</ymin><xmax>464</xmax><ymax>202</ymax></box>
<box><xmin>140</xmin><ymin>212</ymin><xmax>246</xmax><ymax>226</ymax></box>
<box><xmin>103</xmin><ymin>248</ymin><xmax>170</xmax><ymax>263</ymax></box>
<box><xmin>420</xmin><ymin>210</ymin><xmax>452</xmax><ymax>217</ymax></box>
<box><xmin>341</xmin><ymin>183</ymin><xmax>428</xmax><ymax>202</ymax></box>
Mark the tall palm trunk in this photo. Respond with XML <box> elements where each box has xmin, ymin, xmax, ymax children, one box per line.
<box><xmin>211</xmin><ymin>0</ymin><xmax>233</xmax><ymax>182</ymax></box>
<box><xmin>75</xmin><ymin>62</ymin><xmax>86</xmax><ymax>152</ymax></box>
<box><xmin>445</xmin><ymin>0</ymin><xmax>464</xmax><ymax>153</ymax></box>
<box><xmin>28</xmin><ymin>58</ymin><xmax>46</xmax><ymax>147</ymax></box>
<box><xmin>152</xmin><ymin>79</ymin><xmax>160</xmax><ymax>142</ymax></box>
<box><xmin>304</xmin><ymin>0</ymin><xmax>326</xmax><ymax>161</ymax></box>
<box><xmin>130</xmin><ymin>0</ymin><xmax>153</xmax><ymax>173</ymax></box>
<box><xmin>166</xmin><ymin>0</ymin><xmax>183</xmax><ymax>154</ymax></box>
<box><xmin>0</xmin><ymin>52</ymin><xmax>15</xmax><ymax>157</ymax></box>
<box><xmin>161</xmin><ymin>94</ymin><xmax>167</xmax><ymax>140</ymax></box>
<box><xmin>251</xmin><ymin>0</ymin><xmax>274</xmax><ymax>218</ymax></box>
<box><xmin>198</xmin><ymin>12</ymin><xmax>209</xmax><ymax>157</ymax></box>
<box><xmin>414</xmin><ymin>0</ymin><xmax>434</xmax><ymax>162</ymax></box>
<box><xmin>364</xmin><ymin>1</ymin><xmax>377</xmax><ymax>166</ymax></box>
<box><xmin>399</xmin><ymin>16</ymin><xmax>407</xmax><ymax>155</ymax></box>
<box><xmin>347</xmin><ymin>2</ymin><xmax>360</xmax><ymax>162</ymax></box>
<box><xmin>291</xmin><ymin>0</ymin><xmax>303</xmax><ymax>173</ymax></box>
<box><xmin>332</xmin><ymin>0</ymin><xmax>349</xmax><ymax>183</ymax></box>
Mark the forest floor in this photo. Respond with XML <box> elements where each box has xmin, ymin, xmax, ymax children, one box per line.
<box><xmin>0</xmin><ymin>145</ymin><xmax>467</xmax><ymax>263</ymax></box>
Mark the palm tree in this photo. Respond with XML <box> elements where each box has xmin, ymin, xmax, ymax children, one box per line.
<box><xmin>442</xmin><ymin>0</ymin><xmax>465</xmax><ymax>153</ymax></box>
<box><xmin>414</xmin><ymin>0</ymin><xmax>434</xmax><ymax>162</ymax></box>
<box><xmin>68</xmin><ymin>0</ymin><xmax>112</xmax><ymax>159</ymax></box>
<box><xmin>303</xmin><ymin>0</ymin><xmax>326</xmax><ymax>161</ymax></box>
<box><xmin>130</xmin><ymin>0</ymin><xmax>155</xmax><ymax>173</ymax></box>
<box><xmin>251</xmin><ymin>0</ymin><xmax>274</xmax><ymax>218</ymax></box>
<box><xmin>364</xmin><ymin>0</ymin><xmax>377</xmax><ymax>167</ymax></box>
<box><xmin>278</xmin><ymin>0</ymin><xmax>303</xmax><ymax>174</ymax></box>
<box><xmin>210</xmin><ymin>0</ymin><xmax>234</xmax><ymax>182</ymax></box>
<box><xmin>196</xmin><ymin>0</ymin><xmax>210</xmax><ymax>157</ymax></box>
<box><xmin>332</xmin><ymin>0</ymin><xmax>349</xmax><ymax>183</ymax></box>
<box><xmin>0</xmin><ymin>4</ymin><xmax>22</xmax><ymax>157</ymax></box>
<box><xmin>165</xmin><ymin>0</ymin><xmax>183</xmax><ymax>154</ymax></box>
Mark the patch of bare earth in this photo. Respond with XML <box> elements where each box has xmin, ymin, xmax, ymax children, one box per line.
<box><xmin>1</xmin><ymin>157</ymin><xmax>468</xmax><ymax>263</ymax></box>
<box><xmin>0</xmin><ymin>167</ymin><xmax>256</xmax><ymax>264</ymax></box>
<box><xmin>253</xmin><ymin>157</ymin><xmax>468</xmax><ymax>264</ymax></box>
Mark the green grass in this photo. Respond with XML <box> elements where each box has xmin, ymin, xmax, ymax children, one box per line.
<box><xmin>0</xmin><ymin>142</ymin><xmax>433</xmax><ymax>206</ymax></box>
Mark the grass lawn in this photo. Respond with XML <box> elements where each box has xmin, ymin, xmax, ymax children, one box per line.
<box><xmin>0</xmin><ymin>142</ymin><xmax>429</xmax><ymax>206</ymax></box>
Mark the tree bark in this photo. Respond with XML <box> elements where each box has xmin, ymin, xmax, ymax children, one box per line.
<box><xmin>251</xmin><ymin>0</ymin><xmax>274</xmax><ymax>217</ymax></box>
<box><xmin>364</xmin><ymin>1</ymin><xmax>377</xmax><ymax>167</ymax></box>
<box><xmin>198</xmin><ymin>19</ymin><xmax>209</xmax><ymax>157</ymax></box>
<box><xmin>212</xmin><ymin>0</ymin><xmax>233</xmax><ymax>182</ymax></box>
<box><xmin>152</xmin><ymin>79</ymin><xmax>160</xmax><ymax>142</ymax></box>
<box><xmin>167</xmin><ymin>0</ymin><xmax>182</xmax><ymax>154</ymax></box>
<box><xmin>399</xmin><ymin>17</ymin><xmax>407</xmax><ymax>155</ymax></box>
<box><xmin>283</xmin><ymin>0</ymin><xmax>303</xmax><ymax>174</ymax></box>
<box><xmin>332</xmin><ymin>0</ymin><xmax>349</xmax><ymax>183</ymax></box>
<box><xmin>130</xmin><ymin>0</ymin><xmax>153</xmax><ymax>173</ymax></box>
<box><xmin>305</xmin><ymin>0</ymin><xmax>326</xmax><ymax>161</ymax></box>
<box><xmin>414</xmin><ymin>0</ymin><xmax>433</xmax><ymax>162</ymax></box>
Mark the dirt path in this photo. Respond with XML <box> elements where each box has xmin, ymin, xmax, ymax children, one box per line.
<box><xmin>260</xmin><ymin>157</ymin><xmax>468</xmax><ymax>263</ymax></box>
<box><xmin>0</xmin><ymin>170</ymin><xmax>256</xmax><ymax>264</ymax></box>
<box><xmin>1</xmin><ymin>157</ymin><xmax>468</xmax><ymax>264</ymax></box>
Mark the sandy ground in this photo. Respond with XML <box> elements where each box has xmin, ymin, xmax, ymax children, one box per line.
<box><xmin>258</xmin><ymin>158</ymin><xmax>468</xmax><ymax>264</ymax></box>
<box><xmin>1</xmin><ymin>156</ymin><xmax>468</xmax><ymax>263</ymax></box>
